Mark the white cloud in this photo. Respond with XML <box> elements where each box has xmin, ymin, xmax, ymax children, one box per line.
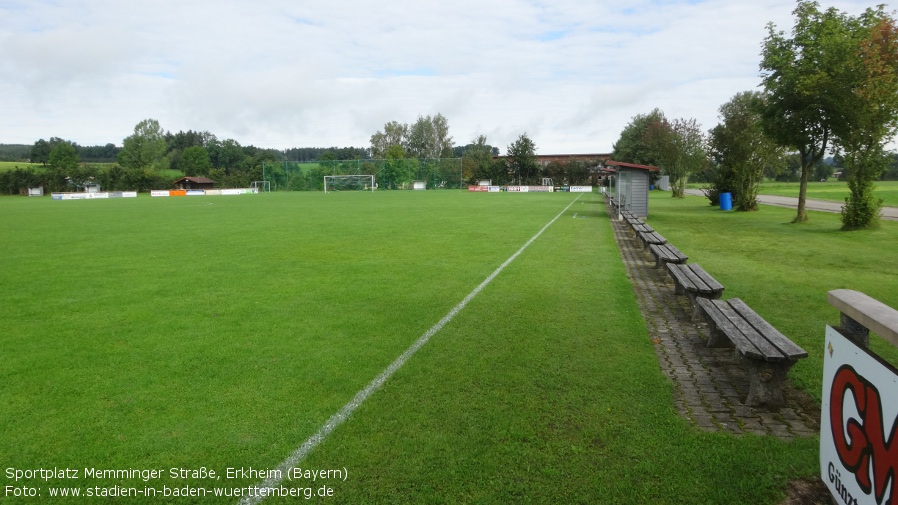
<box><xmin>0</xmin><ymin>0</ymin><xmax>884</xmax><ymax>153</ymax></box>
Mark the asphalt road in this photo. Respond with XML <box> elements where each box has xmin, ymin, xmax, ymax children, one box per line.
<box><xmin>682</xmin><ymin>189</ymin><xmax>898</xmax><ymax>222</ymax></box>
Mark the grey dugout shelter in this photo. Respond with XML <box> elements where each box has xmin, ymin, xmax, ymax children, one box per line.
<box><xmin>606</xmin><ymin>160</ymin><xmax>661</xmax><ymax>218</ymax></box>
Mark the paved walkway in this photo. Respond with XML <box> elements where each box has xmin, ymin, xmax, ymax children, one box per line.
<box><xmin>606</xmin><ymin>201</ymin><xmax>817</xmax><ymax>437</ymax></box>
<box><xmin>683</xmin><ymin>189</ymin><xmax>898</xmax><ymax>221</ymax></box>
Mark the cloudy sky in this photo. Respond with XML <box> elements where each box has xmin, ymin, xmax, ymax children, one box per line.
<box><xmin>0</xmin><ymin>0</ymin><xmax>882</xmax><ymax>155</ymax></box>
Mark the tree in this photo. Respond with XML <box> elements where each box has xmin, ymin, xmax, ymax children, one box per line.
<box><xmin>208</xmin><ymin>138</ymin><xmax>247</xmax><ymax>173</ymax></box>
<box><xmin>370</xmin><ymin>121</ymin><xmax>409</xmax><ymax>158</ymax></box>
<box><xmin>48</xmin><ymin>141</ymin><xmax>79</xmax><ymax>174</ymax></box>
<box><xmin>47</xmin><ymin>141</ymin><xmax>79</xmax><ymax>191</ymax></box>
<box><xmin>179</xmin><ymin>146</ymin><xmax>212</xmax><ymax>177</ymax></box>
<box><xmin>379</xmin><ymin>145</ymin><xmax>414</xmax><ymax>189</ymax></box>
<box><xmin>760</xmin><ymin>1</ymin><xmax>854</xmax><ymax>223</ymax></box>
<box><xmin>31</xmin><ymin>139</ymin><xmax>52</xmax><ymax>165</ymax></box>
<box><xmin>506</xmin><ymin>134</ymin><xmax>539</xmax><ymax>184</ymax></box>
<box><xmin>645</xmin><ymin>116</ymin><xmax>706</xmax><ymax>198</ymax></box>
<box><xmin>462</xmin><ymin>135</ymin><xmax>496</xmax><ymax>183</ymax></box>
<box><xmin>118</xmin><ymin>119</ymin><xmax>167</xmax><ymax>172</ymax></box>
<box><xmin>408</xmin><ymin>115</ymin><xmax>435</xmax><ymax>158</ymax></box>
<box><xmin>833</xmin><ymin>10</ymin><xmax>898</xmax><ymax>229</ymax></box>
<box><xmin>707</xmin><ymin>91</ymin><xmax>786</xmax><ymax>210</ymax></box>
<box><xmin>611</xmin><ymin>108</ymin><xmax>665</xmax><ymax>166</ymax></box>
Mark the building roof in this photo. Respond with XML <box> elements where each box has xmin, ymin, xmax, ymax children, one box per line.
<box><xmin>604</xmin><ymin>160</ymin><xmax>661</xmax><ymax>172</ymax></box>
<box><xmin>174</xmin><ymin>176</ymin><xmax>216</xmax><ymax>184</ymax></box>
<box><xmin>493</xmin><ymin>153</ymin><xmax>611</xmax><ymax>162</ymax></box>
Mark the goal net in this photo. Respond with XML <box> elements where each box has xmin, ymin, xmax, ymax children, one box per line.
<box><xmin>324</xmin><ymin>175</ymin><xmax>375</xmax><ymax>193</ymax></box>
<box><xmin>251</xmin><ymin>181</ymin><xmax>271</xmax><ymax>193</ymax></box>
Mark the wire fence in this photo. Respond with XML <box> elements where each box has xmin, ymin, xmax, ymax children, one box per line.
<box><xmin>262</xmin><ymin>158</ymin><xmax>464</xmax><ymax>191</ymax></box>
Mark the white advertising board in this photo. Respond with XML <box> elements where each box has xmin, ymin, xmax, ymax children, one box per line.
<box><xmin>820</xmin><ymin>325</ymin><xmax>898</xmax><ymax>505</ymax></box>
<box><xmin>569</xmin><ymin>186</ymin><xmax>593</xmax><ymax>193</ymax></box>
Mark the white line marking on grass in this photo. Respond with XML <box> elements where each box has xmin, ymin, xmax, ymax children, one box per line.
<box><xmin>238</xmin><ymin>194</ymin><xmax>583</xmax><ymax>505</ymax></box>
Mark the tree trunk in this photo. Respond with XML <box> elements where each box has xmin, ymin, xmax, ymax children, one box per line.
<box><xmin>793</xmin><ymin>158</ymin><xmax>811</xmax><ymax>223</ymax></box>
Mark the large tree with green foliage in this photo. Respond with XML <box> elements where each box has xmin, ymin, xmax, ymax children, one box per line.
<box><xmin>611</xmin><ymin>108</ymin><xmax>665</xmax><ymax>166</ymax></box>
<box><xmin>707</xmin><ymin>91</ymin><xmax>786</xmax><ymax>211</ymax></box>
<box><xmin>179</xmin><ymin>146</ymin><xmax>212</xmax><ymax>177</ymax></box>
<box><xmin>462</xmin><ymin>135</ymin><xmax>497</xmax><ymax>184</ymax></box>
<box><xmin>506</xmin><ymin>134</ymin><xmax>540</xmax><ymax>185</ymax></box>
<box><xmin>833</xmin><ymin>10</ymin><xmax>898</xmax><ymax>229</ymax></box>
<box><xmin>118</xmin><ymin>119</ymin><xmax>167</xmax><ymax>172</ymax></box>
<box><xmin>763</xmin><ymin>2</ymin><xmax>898</xmax><ymax>227</ymax></box>
<box><xmin>761</xmin><ymin>1</ymin><xmax>858</xmax><ymax>223</ymax></box>
<box><xmin>407</xmin><ymin>114</ymin><xmax>453</xmax><ymax>159</ymax></box>
<box><xmin>645</xmin><ymin>115</ymin><xmax>706</xmax><ymax>198</ymax></box>
<box><xmin>47</xmin><ymin>141</ymin><xmax>80</xmax><ymax>191</ymax></box>
<box><xmin>370</xmin><ymin>121</ymin><xmax>409</xmax><ymax>158</ymax></box>
<box><xmin>379</xmin><ymin>145</ymin><xmax>415</xmax><ymax>189</ymax></box>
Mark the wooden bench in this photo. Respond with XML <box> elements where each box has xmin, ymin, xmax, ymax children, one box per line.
<box><xmin>665</xmin><ymin>263</ymin><xmax>724</xmax><ymax>320</ymax></box>
<box><xmin>695</xmin><ymin>297</ymin><xmax>808</xmax><ymax>407</ymax></box>
<box><xmin>637</xmin><ymin>231</ymin><xmax>666</xmax><ymax>248</ymax></box>
<box><xmin>631</xmin><ymin>223</ymin><xmax>654</xmax><ymax>235</ymax></box>
<box><xmin>648</xmin><ymin>243</ymin><xmax>688</xmax><ymax>268</ymax></box>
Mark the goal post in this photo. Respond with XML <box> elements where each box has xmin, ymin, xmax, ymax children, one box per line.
<box><xmin>251</xmin><ymin>181</ymin><xmax>271</xmax><ymax>193</ymax></box>
<box><xmin>324</xmin><ymin>174</ymin><xmax>375</xmax><ymax>193</ymax></box>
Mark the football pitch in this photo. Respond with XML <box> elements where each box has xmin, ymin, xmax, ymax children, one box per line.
<box><xmin>1</xmin><ymin>191</ymin><xmax>818</xmax><ymax>503</ymax></box>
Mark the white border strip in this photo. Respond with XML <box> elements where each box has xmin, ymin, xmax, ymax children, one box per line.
<box><xmin>239</xmin><ymin>194</ymin><xmax>582</xmax><ymax>504</ymax></box>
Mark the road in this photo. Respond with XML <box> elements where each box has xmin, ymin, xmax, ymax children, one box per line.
<box><xmin>682</xmin><ymin>189</ymin><xmax>898</xmax><ymax>221</ymax></box>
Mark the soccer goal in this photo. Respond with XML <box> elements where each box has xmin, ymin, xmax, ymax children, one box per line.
<box><xmin>251</xmin><ymin>181</ymin><xmax>271</xmax><ymax>193</ymax></box>
<box><xmin>324</xmin><ymin>175</ymin><xmax>375</xmax><ymax>193</ymax></box>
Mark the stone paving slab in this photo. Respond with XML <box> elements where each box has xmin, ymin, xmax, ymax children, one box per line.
<box><xmin>606</xmin><ymin>202</ymin><xmax>817</xmax><ymax>438</ymax></box>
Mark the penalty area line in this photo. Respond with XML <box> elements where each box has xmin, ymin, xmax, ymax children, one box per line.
<box><xmin>238</xmin><ymin>193</ymin><xmax>583</xmax><ymax>505</ymax></box>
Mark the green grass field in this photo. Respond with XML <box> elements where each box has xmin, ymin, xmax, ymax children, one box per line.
<box><xmin>0</xmin><ymin>190</ymin><xmax>854</xmax><ymax>503</ymax></box>
<box><xmin>0</xmin><ymin>161</ymin><xmax>42</xmax><ymax>171</ymax></box>
<box><xmin>758</xmin><ymin>180</ymin><xmax>898</xmax><ymax>208</ymax></box>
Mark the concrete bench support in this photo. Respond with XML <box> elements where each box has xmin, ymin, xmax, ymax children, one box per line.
<box><xmin>827</xmin><ymin>289</ymin><xmax>898</xmax><ymax>348</ymax></box>
<box><xmin>696</xmin><ymin>298</ymin><xmax>808</xmax><ymax>407</ymax></box>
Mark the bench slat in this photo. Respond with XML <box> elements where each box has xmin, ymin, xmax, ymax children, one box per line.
<box><xmin>728</xmin><ymin>298</ymin><xmax>808</xmax><ymax>360</ymax></box>
<box><xmin>716</xmin><ymin>300</ymin><xmax>786</xmax><ymax>361</ymax></box>
<box><xmin>667</xmin><ymin>262</ymin><xmax>701</xmax><ymax>291</ymax></box>
<box><xmin>663</xmin><ymin>244</ymin><xmax>687</xmax><ymax>262</ymax></box>
<box><xmin>649</xmin><ymin>244</ymin><xmax>672</xmax><ymax>261</ymax></box>
<box><xmin>650</xmin><ymin>244</ymin><xmax>687</xmax><ymax>268</ymax></box>
<box><xmin>680</xmin><ymin>265</ymin><xmax>714</xmax><ymax>294</ymax></box>
<box><xmin>687</xmin><ymin>264</ymin><xmax>724</xmax><ymax>294</ymax></box>
<box><xmin>696</xmin><ymin>298</ymin><xmax>764</xmax><ymax>358</ymax></box>
<box><xmin>638</xmin><ymin>231</ymin><xmax>666</xmax><ymax>246</ymax></box>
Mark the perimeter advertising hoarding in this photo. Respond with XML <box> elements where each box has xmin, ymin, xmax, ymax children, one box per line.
<box><xmin>569</xmin><ymin>186</ymin><xmax>593</xmax><ymax>193</ymax></box>
<box><xmin>51</xmin><ymin>192</ymin><xmax>137</xmax><ymax>200</ymax></box>
<box><xmin>821</xmin><ymin>325</ymin><xmax>898</xmax><ymax>505</ymax></box>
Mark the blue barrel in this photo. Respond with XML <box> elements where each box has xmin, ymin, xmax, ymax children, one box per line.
<box><xmin>719</xmin><ymin>192</ymin><xmax>733</xmax><ymax>211</ymax></box>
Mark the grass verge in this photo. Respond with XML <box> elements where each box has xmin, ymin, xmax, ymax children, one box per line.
<box><xmin>645</xmin><ymin>191</ymin><xmax>898</xmax><ymax>399</ymax></box>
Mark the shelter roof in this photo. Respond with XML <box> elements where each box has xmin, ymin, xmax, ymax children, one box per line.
<box><xmin>174</xmin><ymin>176</ymin><xmax>216</xmax><ymax>184</ymax></box>
<box><xmin>604</xmin><ymin>160</ymin><xmax>660</xmax><ymax>172</ymax></box>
